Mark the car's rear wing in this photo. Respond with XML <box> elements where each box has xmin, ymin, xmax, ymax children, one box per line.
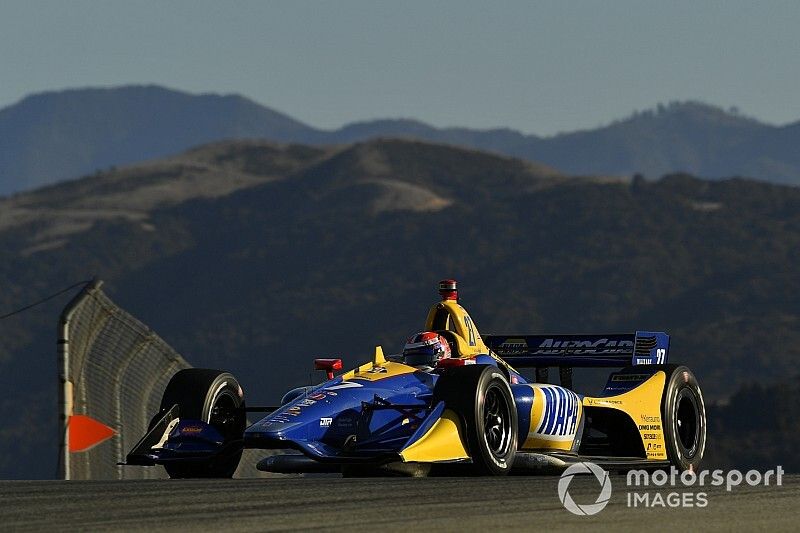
<box><xmin>484</xmin><ymin>331</ymin><xmax>669</xmax><ymax>368</ymax></box>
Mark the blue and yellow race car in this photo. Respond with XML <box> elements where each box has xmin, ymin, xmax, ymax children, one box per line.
<box><xmin>126</xmin><ymin>280</ymin><xmax>707</xmax><ymax>477</ymax></box>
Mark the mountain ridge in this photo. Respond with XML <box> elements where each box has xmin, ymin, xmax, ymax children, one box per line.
<box><xmin>2</xmin><ymin>86</ymin><xmax>800</xmax><ymax>195</ymax></box>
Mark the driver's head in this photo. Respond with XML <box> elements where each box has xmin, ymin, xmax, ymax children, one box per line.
<box><xmin>403</xmin><ymin>331</ymin><xmax>451</xmax><ymax>367</ymax></box>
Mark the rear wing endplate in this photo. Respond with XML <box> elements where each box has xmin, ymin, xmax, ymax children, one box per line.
<box><xmin>484</xmin><ymin>331</ymin><xmax>669</xmax><ymax>368</ymax></box>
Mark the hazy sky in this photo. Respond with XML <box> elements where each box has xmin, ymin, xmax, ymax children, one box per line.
<box><xmin>2</xmin><ymin>1</ymin><xmax>799</xmax><ymax>135</ymax></box>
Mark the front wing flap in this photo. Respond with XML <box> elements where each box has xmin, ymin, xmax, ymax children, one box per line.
<box><xmin>123</xmin><ymin>404</ymin><xmax>241</xmax><ymax>466</ymax></box>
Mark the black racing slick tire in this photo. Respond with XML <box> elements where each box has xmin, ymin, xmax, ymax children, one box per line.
<box><xmin>433</xmin><ymin>365</ymin><xmax>518</xmax><ymax>475</ymax></box>
<box><xmin>659</xmin><ymin>365</ymin><xmax>706</xmax><ymax>471</ymax></box>
<box><xmin>159</xmin><ymin>368</ymin><xmax>246</xmax><ymax>479</ymax></box>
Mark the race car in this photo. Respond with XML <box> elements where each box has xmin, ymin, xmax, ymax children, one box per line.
<box><xmin>125</xmin><ymin>279</ymin><xmax>707</xmax><ymax>477</ymax></box>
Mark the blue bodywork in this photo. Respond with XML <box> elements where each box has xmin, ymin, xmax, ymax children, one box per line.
<box><xmin>244</xmin><ymin>354</ymin><xmax>519</xmax><ymax>462</ymax></box>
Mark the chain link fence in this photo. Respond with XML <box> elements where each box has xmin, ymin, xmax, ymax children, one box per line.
<box><xmin>58</xmin><ymin>280</ymin><xmax>265</xmax><ymax>479</ymax></box>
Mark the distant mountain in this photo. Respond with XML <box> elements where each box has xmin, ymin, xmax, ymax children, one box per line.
<box><xmin>1</xmin><ymin>138</ymin><xmax>798</xmax><ymax>477</ymax></box>
<box><xmin>2</xmin><ymin>86</ymin><xmax>800</xmax><ymax>195</ymax></box>
<box><xmin>513</xmin><ymin>103</ymin><xmax>769</xmax><ymax>178</ymax></box>
<box><xmin>0</xmin><ymin>86</ymin><xmax>317</xmax><ymax>194</ymax></box>
<box><xmin>341</xmin><ymin>103</ymin><xmax>800</xmax><ymax>185</ymax></box>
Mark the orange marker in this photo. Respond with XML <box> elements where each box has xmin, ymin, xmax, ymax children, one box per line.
<box><xmin>68</xmin><ymin>415</ymin><xmax>115</xmax><ymax>452</ymax></box>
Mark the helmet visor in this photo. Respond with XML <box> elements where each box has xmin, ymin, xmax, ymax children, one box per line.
<box><xmin>403</xmin><ymin>345</ymin><xmax>441</xmax><ymax>366</ymax></box>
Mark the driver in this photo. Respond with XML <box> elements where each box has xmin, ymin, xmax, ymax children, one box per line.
<box><xmin>402</xmin><ymin>331</ymin><xmax>451</xmax><ymax>370</ymax></box>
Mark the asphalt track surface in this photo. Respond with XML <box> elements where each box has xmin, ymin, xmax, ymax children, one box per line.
<box><xmin>1</xmin><ymin>475</ymin><xmax>797</xmax><ymax>532</ymax></box>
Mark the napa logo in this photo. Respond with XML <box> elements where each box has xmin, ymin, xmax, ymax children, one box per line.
<box><xmin>530</xmin><ymin>385</ymin><xmax>581</xmax><ymax>441</ymax></box>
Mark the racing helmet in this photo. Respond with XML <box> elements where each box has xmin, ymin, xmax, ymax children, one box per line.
<box><xmin>403</xmin><ymin>331</ymin><xmax>451</xmax><ymax>367</ymax></box>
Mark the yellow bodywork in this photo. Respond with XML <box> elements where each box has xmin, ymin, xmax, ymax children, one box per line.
<box><xmin>399</xmin><ymin>409</ymin><xmax>470</xmax><ymax>463</ymax></box>
<box><xmin>424</xmin><ymin>300</ymin><xmax>488</xmax><ymax>357</ymax></box>
<box><xmin>423</xmin><ymin>300</ymin><xmax>523</xmax><ymax>378</ymax></box>
<box><xmin>583</xmin><ymin>371</ymin><xmax>668</xmax><ymax>460</ymax></box>
<box><xmin>339</xmin><ymin>346</ymin><xmax>413</xmax><ymax>381</ymax></box>
<box><xmin>340</xmin><ymin>360</ymin><xmax>416</xmax><ymax>382</ymax></box>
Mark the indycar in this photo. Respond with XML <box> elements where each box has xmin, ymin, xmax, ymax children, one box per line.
<box><xmin>125</xmin><ymin>280</ymin><xmax>707</xmax><ymax>477</ymax></box>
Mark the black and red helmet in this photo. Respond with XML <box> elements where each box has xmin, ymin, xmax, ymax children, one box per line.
<box><xmin>403</xmin><ymin>331</ymin><xmax>451</xmax><ymax>367</ymax></box>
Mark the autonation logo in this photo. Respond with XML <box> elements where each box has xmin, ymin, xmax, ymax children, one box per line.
<box><xmin>558</xmin><ymin>463</ymin><xmax>785</xmax><ymax>514</ymax></box>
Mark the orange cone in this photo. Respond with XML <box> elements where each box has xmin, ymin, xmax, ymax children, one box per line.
<box><xmin>68</xmin><ymin>415</ymin><xmax>116</xmax><ymax>452</ymax></box>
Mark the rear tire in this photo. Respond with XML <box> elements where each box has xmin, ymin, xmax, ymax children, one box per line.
<box><xmin>433</xmin><ymin>365</ymin><xmax>517</xmax><ymax>475</ymax></box>
<box><xmin>159</xmin><ymin>368</ymin><xmax>246</xmax><ymax>478</ymax></box>
<box><xmin>659</xmin><ymin>365</ymin><xmax>706</xmax><ymax>471</ymax></box>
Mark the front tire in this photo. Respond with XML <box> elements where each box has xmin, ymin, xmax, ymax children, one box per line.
<box><xmin>433</xmin><ymin>365</ymin><xmax>518</xmax><ymax>475</ymax></box>
<box><xmin>159</xmin><ymin>368</ymin><xmax>246</xmax><ymax>478</ymax></box>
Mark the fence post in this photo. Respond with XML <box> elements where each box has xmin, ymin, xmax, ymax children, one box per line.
<box><xmin>57</xmin><ymin>279</ymin><xmax>102</xmax><ymax>480</ymax></box>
